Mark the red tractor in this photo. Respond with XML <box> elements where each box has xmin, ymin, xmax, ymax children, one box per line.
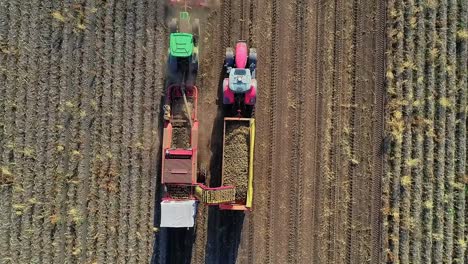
<box><xmin>223</xmin><ymin>41</ymin><xmax>257</xmax><ymax>118</ymax></box>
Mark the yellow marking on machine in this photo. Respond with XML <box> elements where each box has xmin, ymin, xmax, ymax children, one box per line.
<box><xmin>246</xmin><ymin>118</ymin><xmax>255</xmax><ymax>208</ymax></box>
<box><xmin>194</xmin><ymin>185</ymin><xmax>236</xmax><ymax>204</ymax></box>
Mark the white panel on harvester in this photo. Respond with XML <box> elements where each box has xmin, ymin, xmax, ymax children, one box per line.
<box><xmin>160</xmin><ymin>200</ymin><xmax>197</xmax><ymax>228</ymax></box>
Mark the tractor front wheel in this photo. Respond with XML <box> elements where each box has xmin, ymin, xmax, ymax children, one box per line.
<box><xmin>169</xmin><ymin>18</ymin><xmax>178</xmax><ymax>33</ymax></box>
<box><xmin>192</xmin><ymin>19</ymin><xmax>200</xmax><ymax>46</ymax></box>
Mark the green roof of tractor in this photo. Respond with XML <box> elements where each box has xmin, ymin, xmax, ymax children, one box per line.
<box><xmin>170</xmin><ymin>33</ymin><xmax>194</xmax><ymax>57</ymax></box>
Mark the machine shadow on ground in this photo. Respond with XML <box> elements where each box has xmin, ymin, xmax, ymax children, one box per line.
<box><xmin>204</xmin><ymin>67</ymin><xmax>245</xmax><ymax>264</ymax></box>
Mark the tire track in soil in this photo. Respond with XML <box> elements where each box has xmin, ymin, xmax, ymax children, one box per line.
<box><xmin>310</xmin><ymin>1</ymin><xmax>326</xmax><ymax>262</ymax></box>
<box><xmin>371</xmin><ymin>0</ymin><xmax>385</xmax><ymax>263</ymax></box>
<box><xmin>353</xmin><ymin>0</ymin><xmax>381</xmax><ymax>263</ymax></box>
<box><xmin>346</xmin><ymin>1</ymin><xmax>359</xmax><ymax>262</ymax></box>
<box><xmin>234</xmin><ymin>0</ymin><xmax>256</xmax><ymax>263</ymax></box>
<box><xmin>263</xmin><ymin>0</ymin><xmax>278</xmax><ymax>263</ymax></box>
<box><xmin>269</xmin><ymin>0</ymin><xmax>294</xmax><ymax>263</ymax></box>
<box><xmin>318</xmin><ymin>0</ymin><xmax>336</xmax><ymax>262</ymax></box>
<box><xmin>329</xmin><ymin>0</ymin><xmax>345</xmax><ymax>262</ymax></box>
<box><xmin>297</xmin><ymin>0</ymin><xmax>320</xmax><ymax>262</ymax></box>
<box><xmin>285</xmin><ymin>1</ymin><xmax>307</xmax><ymax>263</ymax></box>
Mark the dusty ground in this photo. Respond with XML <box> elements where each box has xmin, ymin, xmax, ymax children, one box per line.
<box><xmin>156</xmin><ymin>0</ymin><xmax>386</xmax><ymax>263</ymax></box>
<box><xmin>0</xmin><ymin>0</ymin><xmax>402</xmax><ymax>264</ymax></box>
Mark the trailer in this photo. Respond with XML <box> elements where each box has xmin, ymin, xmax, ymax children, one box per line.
<box><xmin>218</xmin><ymin>118</ymin><xmax>255</xmax><ymax>210</ymax></box>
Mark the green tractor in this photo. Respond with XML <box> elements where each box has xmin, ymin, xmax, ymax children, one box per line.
<box><xmin>167</xmin><ymin>11</ymin><xmax>200</xmax><ymax>86</ymax></box>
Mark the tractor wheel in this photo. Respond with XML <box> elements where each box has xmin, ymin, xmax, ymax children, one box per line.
<box><xmin>192</xmin><ymin>19</ymin><xmax>200</xmax><ymax>46</ymax></box>
<box><xmin>169</xmin><ymin>18</ymin><xmax>177</xmax><ymax>33</ymax></box>
<box><xmin>225</xmin><ymin>47</ymin><xmax>234</xmax><ymax>68</ymax></box>
<box><xmin>248</xmin><ymin>48</ymin><xmax>257</xmax><ymax>70</ymax></box>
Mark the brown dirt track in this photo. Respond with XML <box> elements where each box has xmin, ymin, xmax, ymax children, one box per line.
<box><xmin>0</xmin><ymin>0</ymin><xmax>387</xmax><ymax>264</ymax></box>
<box><xmin>159</xmin><ymin>0</ymin><xmax>386</xmax><ymax>263</ymax></box>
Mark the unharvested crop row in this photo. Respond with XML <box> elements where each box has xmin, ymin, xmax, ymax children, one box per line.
<box><xmin>0</xmin><ymin>1</ymin><xmax>163</xmax><ymax>263</ymax></box>
<box><xmin>384</xmin><ymin>0</ymin><xmax>467</xmax><ymax>263</ymax></box>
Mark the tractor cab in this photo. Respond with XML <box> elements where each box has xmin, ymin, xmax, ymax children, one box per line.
<box><xmin>228</xmin><ymin>68</ymin><xmax>252</xmax><ymax>93</ymax></box>
<box><xmin>169</xmin><ymin>33</ymin><xmax>194</xmax><ymax>57</ymax></box>
<box><xmin>167</xmin><ymin>11</ymin><xmax>200</xmax><ymax>86</ymax></box>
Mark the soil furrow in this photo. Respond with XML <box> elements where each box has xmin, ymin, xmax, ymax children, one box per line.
<box><xmin>117</xmin><ymin>0</ymin><xmax>137</xmax><ymax>261</ymax></box>
<box><xmin>442</xmin><ymin>1</ymin><xmax>457</xmax><ymax>262</ymax></box>
<box><xmin>110</xmin><ymin>0</ymin><xmax>127</xmax><ymax>262</ymax></box>
<box><xmin>264</xmin><ymin>0</ymin><xmax>278</xmax><ymax>263</ymax></box>
<box><xmin>346</xmin><ymin>0</ymin><xmax>359</xmax><ymax>262</ymax></box>
<box><xmin>29</xmin><ymin>0</ymin><xmax>49</xmax><ymax>262</ymax></box>
<box><xmin>0</xmin><ymin>0</ymin><xmax>9</xmax><ymax>164</ymax></box>
<box><xmin>371</xmin><ymin>1</ymin><xmax>385</xmax><ymax>263</ymax></box>
<box><xmin>453</xmin><ymin>2</ymin><xmax>467</xmax><ymax>263</ymax></box>
<box><xmin>432</xmin><ymin>1</ymin><xmax>448</xmax><ymax>262</ymax></box>
<box><xmin>311</xmin><ymin>1</ymin><xmax>325</xmax><ymax>263</ymax></box>
<box><xmin>41</xmin><ymin>2</ymin><xmax>64</xmax><ymax>262</ymax></box>
<box><xmin>387</xmin><ymin>0</ymin><xmax>405</xmax><ymax>261</ymax></box>
<box><xmin>420</xmin><ymin>3</ymin><xmax>437</xmax><ymax>262</ymax></box>
<box><xmin>408</xmin><ymin>1</ymin><xmax>425</xmax><ymax>262</ymax></box>
<box><xmin>9</xmin><ymin>1</ymin><xmax>31</xmax><ymax>261</ymax></box>
<box><xmin>319</xmin><ymin>1</ymin><xmax>336</xmax><ymax>262</ymax></box>
<box><xmin>96</xmin><ymin>0</ymin><xmax>114</xmax><ymax>262</ymax></box>
<box><xmin>331</xmin><ymin>0</ymin><xmax>347</xmax><ymax>262</ymax></box>
<box><xmin>398</xmin><ymin>1</ymin><xmax>415</xmax><ymax>262</ymax></box>
<box><xmin>0</xmin><ymin>2</ymin><xmax>20</xmax><ymax>259</ymax></box>
<box><xmin>85</xmin><ymin>3</ymin><xmax>105</xmax><ymax>261</ymax></box>
<box><xmin>75</xmin><ymin>1</ymin><xmax>98</xmax><ymax>262</ymax></box>
<box><xmin>270</xmin><ymin>0</ymin><xmax>295</xmax><ymax>263</ymax></box>
<box><xmin>52</xmin><ymin>1</ymin><xmax>75</xmax><ymax>262</ymax></box>
<box><xmin>19</xmin><ymin>0</ymin><xmax>40</xmax><ymax>262</ymax></box>
<box><xmin>64</xmin><ymin>2</ymin><xmax>86</xmax><ymax>261</ymax></box>
<box><xmin>107</xmin><ymin>1</ymin><xmax>125</xmax><ymax>262</ymax></box>
<box><xmin>286</xmin><ymin>0</ymin><xmax>304</xmax><ymax>262</ymax></box>
<box><xmin>138</xmin><ymin>0</ymin><xmax>156</xmax><ymax>262</ymax></box>
<box><xmin>127</xmin><ymin>1</ymin><xmax>146</xmax><ymax>262</ymax></box>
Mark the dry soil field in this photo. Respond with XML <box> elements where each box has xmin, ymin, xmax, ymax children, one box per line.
<box><xmin>0</xmin><ymin>0</ymin><xmax>466</xmax><ymax>264</ymax></box>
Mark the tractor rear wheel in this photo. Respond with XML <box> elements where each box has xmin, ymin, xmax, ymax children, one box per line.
<box><xmin>225</xmin><ymin>48</ymin><xmax>234</xmax><ymax>68</ymax></box>
<box><xmin>248</xmin><ymin>48</ymin><xmax>257</xmax><ymax>69</ymax></box>
<box><xmin>169</xmin><ymin>18</ymin><xmax>178</xmax><ymax>33</ymax></box>
<box><xmin>192</xmin><ymin>19</ymin><xmax>200</xmax><ymax>46</ymax></box>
